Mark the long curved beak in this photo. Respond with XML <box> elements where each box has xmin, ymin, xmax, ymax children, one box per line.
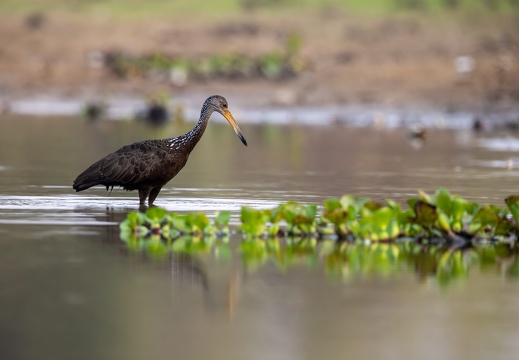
<box><xmin>220</xmin><ymin>109</ymin><xmax>248</xmax><ymax>146</ymax></box>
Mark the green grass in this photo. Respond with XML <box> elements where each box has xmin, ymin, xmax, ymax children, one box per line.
<box><xmin>0</xmin><ymin>0</ymin><xmax>516</xmax><ymax>19</ymax></box>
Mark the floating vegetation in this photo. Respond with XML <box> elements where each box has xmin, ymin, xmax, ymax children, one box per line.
<box><xmin>120</xmin><ymin>207</ymin><xmax>231</xmax><ymax>238</ymax></box>
<box><xmin>102</xmin><ymin>35</ymin><xmax>307</xmax><ymax>83</ymax></box>
<box><xmin>120</xmin><ymin>207</ymin><xmax>231</xmax><ymax>259</ymax></box>
<box><xmin>121</xmin><ymin>188</ymin><xmax>519</xmax><ymax>243</ymax></box>
<box><xmin>119</xmin><ymin>189</ymin><xmax>519</xmax><ymax>284</ymax></box>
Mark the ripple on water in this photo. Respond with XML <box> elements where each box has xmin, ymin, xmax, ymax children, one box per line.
<box><xmin>0</xmin><ymin>194</ymin><xmax>281</xmax><ymax>226</ymax></box>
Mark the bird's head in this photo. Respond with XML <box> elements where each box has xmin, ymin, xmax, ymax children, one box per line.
<box><xmin>205</xmin><ymin>95</ymin><xmax>247</xmax><ymax>146</ymax></box>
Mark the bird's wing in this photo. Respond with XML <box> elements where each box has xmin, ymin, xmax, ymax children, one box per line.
<box><xmin>97</xmin><ymin>141</ymin><xmax>167</xmax><ymax>186</ymax></box>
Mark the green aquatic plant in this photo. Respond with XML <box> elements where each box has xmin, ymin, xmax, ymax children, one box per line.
<box><xmin>406</xmin><ymin>188</ymin><xmax>517</xmax><ymax>240</ymax></box>
<box><xmin>120</xmin><ymin>208</ymin><xmax>231</xmax><ymax>239</ymax></box>
<box><xmin>118</xmin><ymin>197</ymin><xmax>519</xmax><ymax>286</ymax></box>
<box><xmin>280</xmin><ymin>201</ymin><xmax>318</xmax><ymax>236</ymax></box>
<box><xmin>120</xmin><ymin>188</ymin><xmax>519</xmax><ymax>244</ymax></box>
<box><xmin>240</xmin><ymin>206</ymin><xmax>270</xmax><ymax>238</ymax></box>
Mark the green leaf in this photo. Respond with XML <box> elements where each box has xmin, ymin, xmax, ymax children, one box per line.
<box><xmin>145</xmin><ymin>207</ymin><xmax>169</xmax><ymax>222</ymax></box>
<box><xmin>435</xmin><ymin>188</ymin><xmax>452</xmax><ymax>216</ymax></box>
<box><xmin>418</xmin><ymin>190</ymin><xmax>432</xmax><ymax>204</ymax></box>
<box><xmin>437</xmin><ymin>211</ymin><xmax>451</xmax><ymax>232</ymax></box>
<box><xmin>120</xmin><ymin>211</ymin><xmax>146</xmax><ymax>232</ymax></box>
<box><xmin>186</xmin><ymin>212</ymin><xmax>210</xmax><ymax>232</ymax></box>
<box><xmin>412</xmin><ymin>200</ymin><xmax>438</xmax><ymax>226</ymax></box>
<box><xmin>214</xmin><ymin>211</ymin><xmax>231</xmax><ymax>227</ymax></box>
<box><xmin>505</xmin><ymin>195</ymin><xmax>519</xmax><ymax>224</ymax></box>
<box><xmin>240</xmin><ymin>206</ymin><xmax>268</xmax><ymax>237</ymax></box>
<box><xmin>371</xmin><ymin>207</ymin><xmax>393</xmax><ymax>228</ymax></box>
<box><xmin>169</xmin><ymin>214</ymin><xmax>189</xmax><ymax>233</ymax></box>
<box><xmin>324</xmin><ymin>198</ymin><xmax>342</xmax><ymax>212</ymax></box>
<box><xmin>451</xmin><ymin>196</ymin><xmax>470</xmax><ymax>221</ymax></box>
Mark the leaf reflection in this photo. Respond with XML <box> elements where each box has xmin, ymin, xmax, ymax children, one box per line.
<box><xmin>120</xmin><ymin>231</ymin><xmax>519</xmax><ymax>287</ymax></box>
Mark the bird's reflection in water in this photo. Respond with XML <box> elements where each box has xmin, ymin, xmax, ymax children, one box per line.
<box><xmin>96</xmin><ymin>206</ymin><xmax>239</xmax><ymax>317</ymax></box>
<box><xmin>170</xmin><ymin>253</ymin><xmax>209</xmax><ymax>291</ymax></box>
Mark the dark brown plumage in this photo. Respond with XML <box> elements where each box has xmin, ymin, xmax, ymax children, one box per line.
<box><xmin>73</xmin><ymin>95</ymin><xmax>247</xmax><ymax>206</ymax></box>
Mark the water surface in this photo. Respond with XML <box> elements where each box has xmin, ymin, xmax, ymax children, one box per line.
<box><xmin>1</xmin><ymin>115</ymin><xmax>519</xmax><ymax>360</ymax></box>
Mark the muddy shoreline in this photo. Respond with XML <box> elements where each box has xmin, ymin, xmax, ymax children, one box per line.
<box><xmin>0</xmin><ymin>11</ymin><xmax>518</xmax><ymax>123</ymax></box>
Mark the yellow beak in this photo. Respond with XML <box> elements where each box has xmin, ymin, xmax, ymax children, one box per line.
<box><xmin>221</xmin><ymin>109</ymin><xmax>248</xmax><ymax>146</ymax></box>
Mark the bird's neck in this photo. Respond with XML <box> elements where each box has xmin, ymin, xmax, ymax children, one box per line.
<box><xmin>168</xmin><ymin>105</ymin><xmax>212</xmax><ymax>153</ymax></box>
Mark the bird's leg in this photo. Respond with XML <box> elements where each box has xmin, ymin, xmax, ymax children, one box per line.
<box><xmin>148</xmin><ymin>187</ymin><xmax>162</xmax><ymax>206</ymax></box>
<box><xmin>138</xmin><ymin>188</ymin><xmax>152</xmax><ymax>205</ymax></box>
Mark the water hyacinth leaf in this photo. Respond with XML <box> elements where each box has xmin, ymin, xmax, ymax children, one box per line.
<box><xmin>437</xmin><ymin>212</ymin><xmax>451</xmax><ymax>233</ymax></box>
<box><xmin>269</xmin><ymin>206</ymin><xmax>283</xmax><ymax>224</ymax></box>
<box><xmin>145</xmin><ymin>207</ymin><xmax>169</xmax><ymax>223</ymax></box>
<box><xmin>472</xmin><ymin>206</ymin><xmax>500</xmax><ymax>235</ymax></box>
<box><xmin>186</xmin><ymin>212</ymin><xmax>210</xmax><ymax>233</ymax></box>
<box><xmin>169</xmin><ymin>214</ymin><xmax>189</xmax><ymax>233</ymax></box>
<box><xmin>358</xmin><ymin>212</ymin><xmax>383</xmax><ymax>240</ymax></box>
<box><xmin>385</xmin><ymin>199</ymin><xmax>401</xmax><ymax>211</ymax></box>
<box><xmin>120</xmin><ymin>211</ymin><xmax>146</xmax><ymax>232</ymax></box>
<box><xmin>451</xmin><ymin>196</ymin><xmax>471</xmax><ymax>221</ymax></box>
<box><xmin>371</xmin><ymin>207</ymin><xmax>393</xmax><ymax>228</ymax></box>
<box><xmin>240</xmin><ymin>206</ymin><xmax>268</xmax><ymax>237</ymax></box>
<box><xmin>339</xmin><ymin>195</ymin><xmax>357</xmax><ymax>209</ymax></box>
<box><xmin>304</xmin><ymin>204</ymin><xmax>318</xmax><ymax>220</ymax></box>
<box><xmin>406</xmin><ymin>197</ymin><xmax>419</xmax><ymax>215</ymax></box>
<box><xmin>340</xmin><ymin>195</ymin><xmax>369</xmax><ymax>215</ymax></box>
<box><xmin>505</xmin><ymin>195</ymin><xmax>519</xmax><ymax>224</ymax></box>
<box><xmin>267</xmin><ymin>223</ymin><xmax>280</xmax><ymax>236</ymax></box>
<box><xmin>418</xmin><ymin>190</ymin><xmax>432</xmax><ymax>204</ymax></box>
<box><xmin>319</xmin><ymin>223</ymin><xmax>339</xmax><ymax>236</ymax></box>
<box><xmin>203</xmin><ymin>225</ymin><xmax>217</xmax><ymax>236</ymax></box>
<box><xmin>495</xmin><ymin>217</ymin><xmax>514</xmax><ymax>236</ymax></box>
<box><xmin>473</xmin><ymin>206</ymin><xmax>499</xmax><ymax>226</ymax></box>
<box><xmin>323</xmin><ymin>198</ymin><xmax>342</xmax><ymax>212</ymax></box>
<box><xmin>363</xmin><ymin>201</ymin><xmax>385</xmax><ymax>212</ymax></box>
<box><xmin>435</xmin><ymin>188</ymin><xmax>452</xmax><ymax>216</ymax></box>
<box><xmin>281</xmin><ymin>202</ymin><xmax>298</xmax><ymax>224</ymax></box>
<box><xmin>386</xmin><ymin>220</ymin><xmax>401</xmax><ymax>239</ymax></box>
<box><xmin>215</xmin><ymin>211</ymin><xmax>231</xmax><ymax>227</ymax></box>
<box><xmin>412</xmin><ymin>200</ymin><xmax>438</xmax><ymax>226</ymax></box>
<box><xmin>288</xmin><ymin>203</ymin><xmax>318</xmax><ymax>234</ymax></box>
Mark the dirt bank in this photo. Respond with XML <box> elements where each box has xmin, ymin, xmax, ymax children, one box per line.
<box><xmin>0</xmin><ymin>11</ymin><xmax>518</xmax><ymax>113</ymax></box>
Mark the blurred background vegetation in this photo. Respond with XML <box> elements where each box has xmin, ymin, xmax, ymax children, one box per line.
<box><xmin>0</xmin><ymin>0</ymin><xmax>517</xmax><ymax>111</ymax></box>
<box><xmin>0</xmin><ymin>0</ymin><xmax>517</xmax><ymax>17</ymax></box>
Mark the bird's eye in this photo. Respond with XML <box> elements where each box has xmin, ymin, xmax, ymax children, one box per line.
<box><xmin>223</xmin><ymin>103</ymin><xmax>228</xmax><ymax>108</ymax></box>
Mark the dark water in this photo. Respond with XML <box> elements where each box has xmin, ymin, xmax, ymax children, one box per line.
<box><xmin>1</xmin><ymin>115</ymin><xmax>519</xmax><ymax>360</ymax></box>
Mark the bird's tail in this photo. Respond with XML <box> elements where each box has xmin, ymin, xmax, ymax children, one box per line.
<box><xmin>72</xmin><ymin>180</ymin><xmax>100</xmax><ymax>192</ymax></box>
<box><xmin>72</xmin><ymin>165</ymin><xmax>102</xmax><ymax>192</ymax></box>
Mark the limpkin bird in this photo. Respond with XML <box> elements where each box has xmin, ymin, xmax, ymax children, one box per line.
<box><xmin>73</xmin><ymin>95</ymin><xmax>247</xmax><ymax>206</ymax></box>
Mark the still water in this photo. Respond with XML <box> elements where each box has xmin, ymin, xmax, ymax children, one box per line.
<box><xmin>1</xmin><ymin>115</ymin><xmax>519</xmax><ymax>360</ymax></box>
